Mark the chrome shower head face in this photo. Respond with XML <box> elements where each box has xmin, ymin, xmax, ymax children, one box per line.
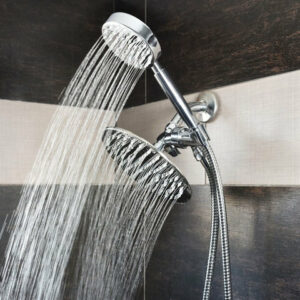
<box><xmin>103</xmin><ymin>127</ymin><xmax>191</xmax><ymax>203</ymax></box>
<box><xmin>102</xmin><ymin>12</ymin><xmax>161</xmax><ymax>69</ymax></box>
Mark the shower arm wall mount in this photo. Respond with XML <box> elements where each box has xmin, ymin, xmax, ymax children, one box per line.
<box><xmin>151</xmin><ymin>62</ymin><xmax>211</xmax><ymax>146</ymax></box>
<box><xmin>154</xmin><ymin>92</ymin><xmax>218</xmax><ymax>157</ymax></box>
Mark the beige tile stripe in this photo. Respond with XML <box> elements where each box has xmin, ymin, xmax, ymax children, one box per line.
<box><xmin>0</xmin><ymin>70</ymin><xmax>299</xmax><ymax>185</ymax></box>
<box><xmin>0</xmin><ymin>101</ymin><xmax>56</xmax><ymax>184</ymax></box>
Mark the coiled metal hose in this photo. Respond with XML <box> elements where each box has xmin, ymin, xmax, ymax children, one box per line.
<box><xmin>201</xmin><ymin>156</ymin><xmax>219</xmax><ymax>300</ymax></box>
<box><xmin>199</xmin><ymin>142</ymin><xmax>232</xmax><ymax>300</ymax></box>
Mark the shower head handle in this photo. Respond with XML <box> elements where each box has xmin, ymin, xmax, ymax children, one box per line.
<box><xmin>152</xmin><ymin>62</ymin><xmax>208</xmax><ymax>145</ymax></box>
<box><xmin>102</xmin><ymin>12</ymin><xmax>208</xmax><ymax>144</ymax></box>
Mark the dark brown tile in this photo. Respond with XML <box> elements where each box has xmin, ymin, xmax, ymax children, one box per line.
<box><xmin>0</xmin><ymin>0</ymin><xmax>113</xmax><ymax>104</ymax></box>
<box><xmin>0</xmin><ymin>1</ymin><xmax>299</xmax><ymax>107</ymax></box>
<box><xmin>138</xmin><ymin>186</ymin><xmax>300</xmax><ymax>299</ymax></box>
<box><xmin>1</xmin><ymin>185</ymin><xmax>299</xmax><ymax>299</ymax></box>
<box><xmin>143</xmin><ymin>0</ymin><xmax>300</xmax><ymax>103</ymax></box>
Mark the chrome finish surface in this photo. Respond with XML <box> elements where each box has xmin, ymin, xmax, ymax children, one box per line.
<box><xmin>194</xmin><ymin>92</ymin><xmax>218</xmax><ymax>123</ymax></box>
<box><xmin>154</xmin><ymin>93</ymin><xmax>232</xmax><ymax>299</ymax></box>
<box><xmin>101</xmin><ymin>13</ymin><xmax>231</xmax><ymax>298</ymax></box>
<box><xmin>152</xmin><ymin>62</ymin><xmax>198</xmax><ymax>130</ymax></box>
<box><xmin>151</xmin><ymin>62</ymin><xmax>209</xmax><ymax>145</ymax></box>
<box><xmin>168</xmin><ymin>92</ymin><xmax>218</xmax><ymax>126</ymax></box>
<box><xmin>102</xmin><ymin>13</ymin><xmax>208</xmax><ymax>144</ymax></box>
<box><xmin>155</xmin><ymin>127</ymin><xmax>198</xmax><ymax>157</ymax></box>
<box><xmin>103</xmin><ymin>127</ymin><xmax>192</xmax><ymax>202</ymax></box>
<box><xmin>102</xmin><ymin>12</ymin><xmax>161</xmax><ymax>67</ymax></box>
<box><xmin>155</xmin><ymin>96</ymin><xmax>218</xmax><ymax>156</ymax></box>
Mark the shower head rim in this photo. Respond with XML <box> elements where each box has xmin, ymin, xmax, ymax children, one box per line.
<box><xmin>102</xmin><ymin>12</ymin><xmax>161</xmax><ymax>65</ymax></box>
<box><xmin>104</xmin><ymin>127</ymin><xmax>191</xmax><ymax>193</ymax></box>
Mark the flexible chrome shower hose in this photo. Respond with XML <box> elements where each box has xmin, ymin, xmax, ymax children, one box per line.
<box><xmin>201</xmin><ymin>157</ymin><xmax>219</xmax><ymax>300</ymax></box>
<box><xmin>200</xmin><ymin>143</ymin><xmax>232</xmax><ymax>300</ymax></box>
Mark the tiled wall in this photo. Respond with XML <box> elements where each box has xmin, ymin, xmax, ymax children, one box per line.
<box><xmin>0</xmin><ymin>101</ymin><xmax>118</xmax><ymax>184</ymax></box>
<box><xmin>137</xmin><ymin>186</ymin><xmax>300</xmax><ymax>299</ymax></box>
<box><xmin>0</xmin><ymin>70</ymin><xmax>299</xmax><ymax>185</ymax></box>
<box><xmin>1</xmin><ymin>186</ymin><xmax>299</xmax><ymax>299</ymax></box>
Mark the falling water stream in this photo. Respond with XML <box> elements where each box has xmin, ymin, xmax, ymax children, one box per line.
<box><xmin>0</xmin><ymin>28</ymin><xmax>177</xmax><ymax>300</ymax></box>
<box><xmin>65</xmin><ymin>128</ymin><xmax>186</xmax><ymax>299</ymax></box>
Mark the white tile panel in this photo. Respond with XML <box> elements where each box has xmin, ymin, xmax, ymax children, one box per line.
<box><xmin>120</xmin><ymin>70</ymin><xmax>300</xmax><ymax>185</ymax></box>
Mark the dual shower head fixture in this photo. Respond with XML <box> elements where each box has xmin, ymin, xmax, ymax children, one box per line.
<box><xmin>103</xmin><ymin>93</ymin><xmax>218</xmax><ymax>203</ymax></box>
<box><xmin>102</xmin><ymin>12</ymin><xmax>219</xmax><ymax>202</ymax></box>
<box><xmin>102</xmin><ymin>13</ymin><xmax>232</xmax><ymax>300</ymax></box>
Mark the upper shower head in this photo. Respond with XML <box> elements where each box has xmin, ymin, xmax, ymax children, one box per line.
<box><xmin>102</xmin><ymin>12</ymin><xmax>161</xmax><ymax>68</ymax></box>
<box><xmin>102</xmin><ymin>13</ymin><xmax>206</xmax><ymax>144</ymax></box>
<box><xmin>103</xmin><ymin>127</ymin><xmax>191</xmax><ymax>203</ymax></box>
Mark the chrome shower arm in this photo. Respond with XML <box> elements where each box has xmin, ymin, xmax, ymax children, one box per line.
<box><xmin>102</xmin><ymin>12</ymin><xmax>208</xmax><ymax>145</ymax></box>
<box><xmin>151</xmin><ymin>61</ymin><xmax>197</xmax><ymax>130</ymax></box>
<box><xmin>151</xmin><ymin>62</ymin><xmax>209</xmax><ymax>145</ymax></box>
